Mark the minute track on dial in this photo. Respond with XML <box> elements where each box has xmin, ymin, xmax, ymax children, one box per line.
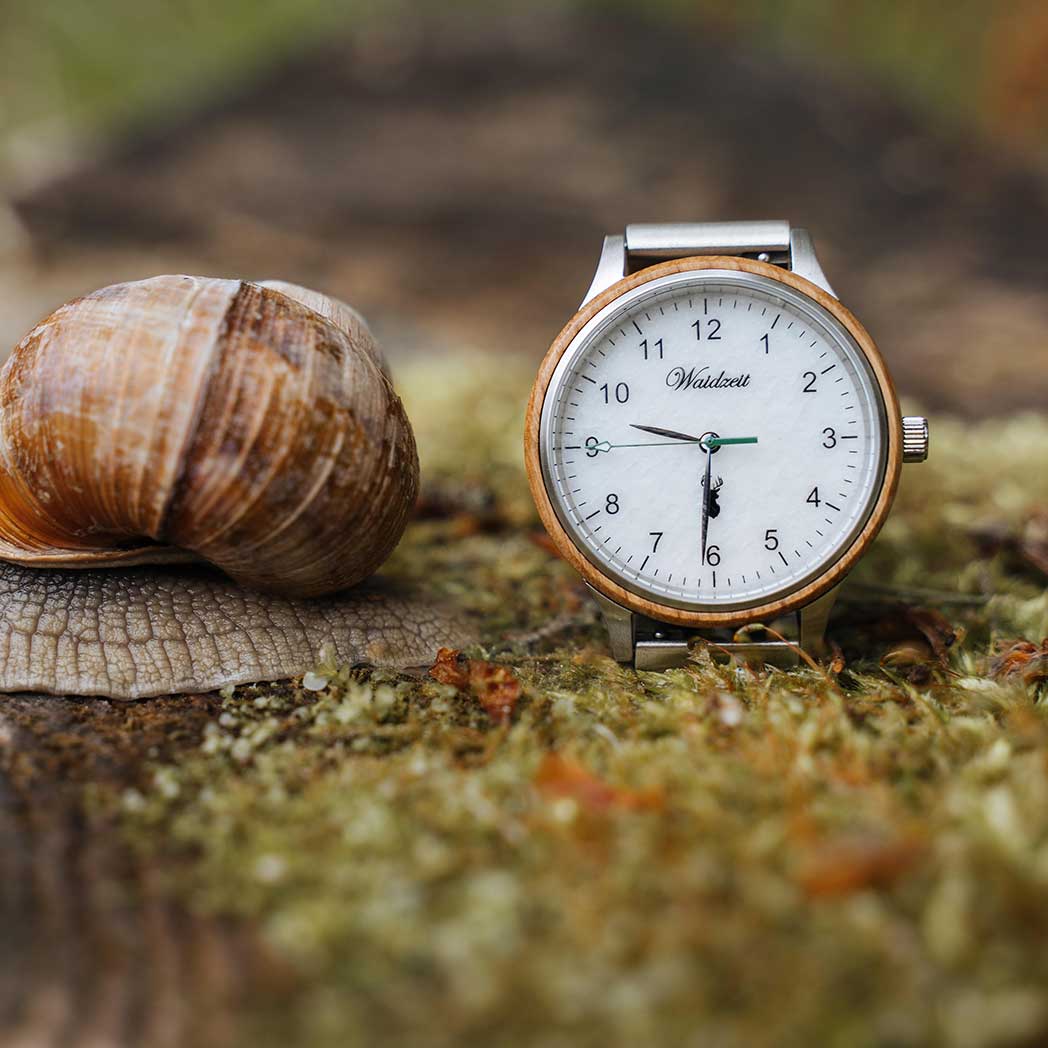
<box><xmin>536</xmin><ymin>267</ymin><xmax>890</xmax><ymax>614</ymax></box>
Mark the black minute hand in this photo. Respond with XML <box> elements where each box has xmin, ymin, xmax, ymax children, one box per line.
<box><xmin>630</xmin><ymin>424</ymin><xmax>703</xmax><ymax>443</ymax></box>
<box><xmin>701</xmin><ymin>441</ymin><xmax>713</xmax><ymax>566</ymax></box>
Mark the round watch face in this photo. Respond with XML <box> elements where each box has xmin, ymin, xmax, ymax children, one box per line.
<box><xmin>537</xmin><ymin>267</ymin><xmax>889</xmax><ymax>615</ymax></box>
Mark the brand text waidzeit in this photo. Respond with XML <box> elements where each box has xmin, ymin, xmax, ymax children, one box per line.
<box><xmin>665</xmin><ymin>366</ymin><xmax>751</xmax><ymax>391</ymax></box>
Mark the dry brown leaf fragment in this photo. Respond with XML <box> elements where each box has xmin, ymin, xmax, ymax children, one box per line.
<box><xmin>466</xmin><ymin>662</ymin><xmax>522</xmax><ymax>724</ymax></box>
<box><xmin>534</xmin><ymin>753</ymin><xmax>664</xmax><ymax>814</ymax></box>
<box><xmin>799</xmin><ymin>833</ymin><xmax>925</xmax><ymax>899</ymax></box>
<box><xmin>428</xmin><ymin>647</ymin><xmax>522</xmax><ymax>724</ymax></box>
<box><xmin>989</xmin><ymin>638</ymin><xmax>1048</xmax><ymax>687</ymax></box>
<box><xmin>828</xmin><ymin>643</ymin><xmax>846</xmax><ymax>675</ymax></box>
<box><xmin>880</xmin><ymin>640</ymin><xmax>937</xmax><ymax>685</ymax></box>
<box><xmin>900</xmin><ymin>607</ymin><xmax>961</xmax><ymax>665</ymax></box>
<box><xmin>429</xmin><ymin>646</ymin><xmax>469</xmax><ymax>689</ymax></box>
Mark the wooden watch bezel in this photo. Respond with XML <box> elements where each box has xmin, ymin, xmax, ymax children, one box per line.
<box><xmin>524</xmin><ymin>255</ymin><xmax>903</xmax><ymax>628</ymax></box>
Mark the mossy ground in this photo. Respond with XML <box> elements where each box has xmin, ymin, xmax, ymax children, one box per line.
<box><xmin>103</xmin><ymin>355</ymin><xmax>1048</xmax><ymax>1047</ymax></box>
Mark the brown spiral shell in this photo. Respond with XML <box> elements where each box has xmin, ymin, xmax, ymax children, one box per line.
<box><xmin>0</xmin><ymin>275</ymin><xmax>419</xmax><ymax>598</ymax></box>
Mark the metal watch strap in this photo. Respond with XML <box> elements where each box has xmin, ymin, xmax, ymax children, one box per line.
<box><xmin>606</xmin><ymin>220</ymin><xmax>835</xmax><ymax>669</ymax></box>
<box><xmin>623</xmin><ymin>220</ymin><xmax>834</xmax><ymax>293</ymax></box>
<box><xmin>625</xmin><ymin>220</ymin><xmax>792</xmax><ymax>270</ymax></box>
<box><xmin>591</xmin><ymin>581</ymin><xmax>839</xmax><ymax>672</ymax></box>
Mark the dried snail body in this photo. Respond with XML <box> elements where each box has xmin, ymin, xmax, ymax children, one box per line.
<box><xmin>0</xmin><ymin>276</ymin><xmax>472</xmax><ymax>698</ymax></box>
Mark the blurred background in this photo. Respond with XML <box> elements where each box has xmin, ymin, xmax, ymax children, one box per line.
<box><xmin>1</xmin><ymin>0</ymin><xmax>1047</xmax><ymax>410</ymax></box>
<box><xmin>3</xmin><ymin>7</ymin><xmax>1048</xmax><ymax>1045</ymax></box>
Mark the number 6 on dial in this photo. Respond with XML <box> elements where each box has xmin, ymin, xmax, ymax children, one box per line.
<box><xmin>525</xmin><ymin>252</ymin><xmax>910</xmax><ymax>634</ymax></box>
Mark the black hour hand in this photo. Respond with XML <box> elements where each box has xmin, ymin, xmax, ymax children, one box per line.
<box><xmin>630</xmin><ymin>424</ymin><xmax>702</xmax><ymax>443</ymax></box>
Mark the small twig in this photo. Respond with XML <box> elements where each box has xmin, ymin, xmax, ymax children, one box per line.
<box><xmin>760</xmin><ymin>623</ymin><xmax>823</xmax><ymax>675</ymax></box>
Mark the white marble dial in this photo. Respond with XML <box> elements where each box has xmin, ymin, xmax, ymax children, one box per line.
<box><xmin>539</xmin><ymin>270</ymin><xmax>887</xmax><ymax>612</ymax></box>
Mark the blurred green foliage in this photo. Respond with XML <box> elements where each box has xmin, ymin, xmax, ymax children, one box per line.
<box><xmin>1</xmin><ymin>0</ymin><xmax>1046</xmax><ymax>188</ymax></box>
<box><xmin>692</xmin><ymin>0</ymin><xmax>1048</xmax><ymax>148</ymax></box>
<box><xmin>698</xmin><ymin>0</ymin><xmax>993</xmax><ymax>120</ymax></box>
<box><xmin>0</xmin><ymin>0</ymin><xmax>363</xmax><ymax>184</ymax></box>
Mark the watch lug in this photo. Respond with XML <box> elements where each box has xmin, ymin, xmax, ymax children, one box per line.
<box><xmin>580</xmin><ymin>235</ymin><xmax>626</xmax><ymax>307</ymax></box>
<box><xmin>790</xmin><ymin>228</ymin><xmax>837</xmax><ymax>299</ymax></box>
<box><xmin>585</xmin><ymin>583</ymin><xmax>840</xmax><ymax>664</ymax></box>
<box><xmin>799</xmin><ymin>585</ymin><xmax>840</xmax><ymax>657</ymax></box>
<box><xmin>585</xmin><ymin>584</ymin><xmax>635</xmax><ymax>662</ymax></box>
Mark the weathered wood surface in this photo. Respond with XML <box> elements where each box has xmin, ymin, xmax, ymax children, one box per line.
<box><xmin>0</xmin><ymin>693</ymin><xmax>259</xmax><ymax>1048</ymax></box>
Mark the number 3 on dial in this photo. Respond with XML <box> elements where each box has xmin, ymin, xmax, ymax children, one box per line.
<box><xmin>533</xmin><ymin>267</ymin><xmax>889</xmax><ymax>613</ymax></box>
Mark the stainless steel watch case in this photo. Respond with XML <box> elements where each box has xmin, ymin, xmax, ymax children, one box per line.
<box><xmin>562</xmin><ymin>222</ymin><xmax>927</xmax><ymax>669</ymax></box>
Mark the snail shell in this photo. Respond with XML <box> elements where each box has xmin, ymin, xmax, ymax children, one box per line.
<box><xmin>0</xmin><ymin>275</ymin><xmax>418</xmax><ymax>598</ymax></box>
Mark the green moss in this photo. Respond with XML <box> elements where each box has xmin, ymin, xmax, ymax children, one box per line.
<box><xmin>109</xmin><ymin>355</ymin><xmax>1048</xmax><ymax>1046</ymax></box>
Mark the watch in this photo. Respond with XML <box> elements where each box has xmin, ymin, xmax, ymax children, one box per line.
<box><xmin>524</xmin><ymin>221</ymin><xmax>929</xmax><ymax>670</ymax></box>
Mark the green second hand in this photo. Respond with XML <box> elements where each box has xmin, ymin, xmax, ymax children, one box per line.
<box><xmin>705</xmin><ymin>436</ymin><xmax>759</xmax><ymax>447</ymax></box>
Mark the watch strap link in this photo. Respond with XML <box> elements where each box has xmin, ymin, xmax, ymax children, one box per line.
<box><xmin>588</xmin><ymin>583</ymin><xmax>822</xmax><ymax>671</ymax></box>
<box><xmin>625</xmin><ymin>221</ymin><xmax>792</xmax><ymax>271</ymax></box>
<box><xmin>633</xmin><ymin>614</ymin><xmax>802</xmax><ymax>671</ymax></box>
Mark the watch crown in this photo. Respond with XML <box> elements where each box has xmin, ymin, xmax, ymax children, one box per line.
<box><xmin>902</xmin><ymin>416</ymin><xmax>929</xmax><ymax>463</ymax></box>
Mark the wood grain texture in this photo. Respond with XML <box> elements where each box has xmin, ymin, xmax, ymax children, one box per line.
<box><xmin>0</xmin><ymin>563</ymin><xmax>475</xmax><ymax>699</ymax></box>
<box><xmin>524</xmin><ymin>256</ymin><xmax>904</xmax><ymax>629</ymax></box>
<box><xmin>0</xmin><ymin>690</ymin><xmax>280</xmax><ymax>1048</ymax></box>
